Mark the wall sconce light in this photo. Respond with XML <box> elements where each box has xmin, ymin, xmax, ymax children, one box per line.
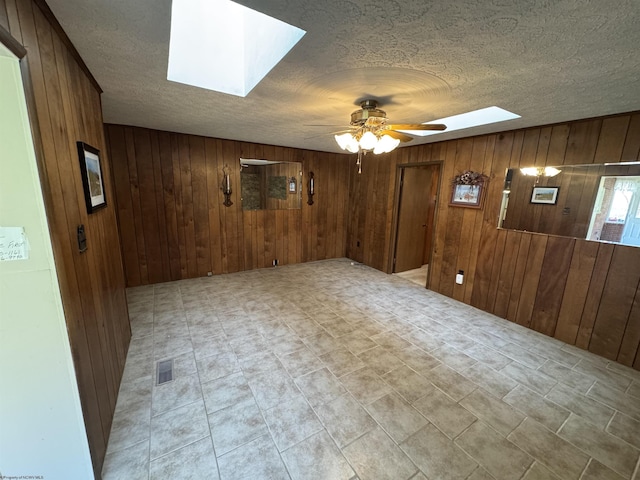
<box><xmin>222</xmin><ymin>165</ymin><xmax>233</xmax><ymax>207</ymax></box>
<box><xmin>307</xmin><ymin>171</ymin><xmax>315</xmax><ymax>205</ymax></box>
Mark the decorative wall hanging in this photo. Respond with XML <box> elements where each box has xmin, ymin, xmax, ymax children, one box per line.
<box><xmin>307</xmin><ymin>171</ymin><xmax>315</xmax><ymax>205</ymax></box>
<box><xmin>449</xmin><ymin>170</ymin><xmax>488</xmax><ymax>209</ymax></box>
<box><xmin>222</xmin><ymin>165</ymin><xmax>233</xmax><ymax>207</ymax></box>
<box><xmin>77</xmin><ymin>141</ymin><xmax>107</xmax><ymax>214</ymax></box>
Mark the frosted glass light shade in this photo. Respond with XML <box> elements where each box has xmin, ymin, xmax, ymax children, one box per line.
<box><xmin>373</xmin><ymin>135</ymin><xmax>400</xmax><ymax>154</ymax></box>
<box><xmin>335</xmin><ymin>133</ymin><xmax>353</xmax><ymax>150</ymax></box>
<box><xmin>359</xmin><ymin>131</ymin><xmax>378</xmax><ymax>150</ymax></box>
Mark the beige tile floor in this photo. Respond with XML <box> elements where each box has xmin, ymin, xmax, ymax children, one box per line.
<box><xmin>102</xmin><ymin>258</ymin><xmax>640</xmax><ymax>480</ymax></box>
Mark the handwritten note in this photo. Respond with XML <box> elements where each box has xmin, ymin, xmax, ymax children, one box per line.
<box><xmin>0</xmin><ymin>226</ymin><xmax>30</xmax><ymax>261</ymax></box>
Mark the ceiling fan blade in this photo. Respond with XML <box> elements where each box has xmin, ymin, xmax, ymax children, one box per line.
<box><xmin>383</xmin><ymin>130</ymin><xmax>414</xmax><ymax>142</ymax></box>
<box><xmin>304</xmin><ymin>129</ymin><xmax>353</xmax><ymax>140</ymax></box>
<box><xmin>386</xmin><ymin>123</ymin><xmax>447</xmax><ymax>131</ymax></box>
<box><xmin>304</xmin><ymin>124</ymin><xmax>351</xmax><ymax>128</ymax></box>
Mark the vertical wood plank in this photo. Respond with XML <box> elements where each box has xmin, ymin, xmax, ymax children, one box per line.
<box><xmin>576</xmin><ymin>243</ymin><xmax>615</xmax><ymax>349</ymax></box>
<box><xmin>617</xmin><ymin>282</ymin><xmax>640</xmax><ymax>367</ymax></box>
<box><xmin>530</xmin><ymin>236</ymin><xmax>575</xmax><ymax>336</ymax></box>
<box><xmin>554</xmin><ymin>240</ymin><xmax>599</xmax><ymax>344</ymax></box>
<box><xmin>589</xmin><ymin>247</ymin><xmax>640</xmax><ymax>360</ymax></box>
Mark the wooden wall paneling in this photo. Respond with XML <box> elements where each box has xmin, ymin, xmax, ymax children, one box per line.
<box><xmin>107</xmin><ymin>126</ymin><xmax>140</xmax><ymax>285</ymax></box>
<box><xmin>456</xmin><ymin>136</ymin><xmax>489</xmax><ymax>302</ymax></box>
<box><xmin>546</xmin><ymin>124</ymin><xmax>570</xmax><ymax>166</ymax></box>
<box><xmin>4</xmin><ymin>0</ymin><xmax>21</xmax><ymax>43</ymax></box>
<box><xmin>621</xmin><ymin>113</ymin><xmax>640</xmax><ymax>161</ymax></box>
<box><xmin>617</xmin><ymin>282</ymin><xmax>640</xmax><ymax>367</ymax></box>
<box><xmin>19</xmin><ymin>2</ymin><xmax>110</xmax><ymax>463</ymax></box>
<box><xmin>589</xmin><ymin>246</ymin><xmax>640</xmax><ymax>360</ymax></box>
<box><xmin>506</xmin><ymin>233</ymin><xmax>532</xmax><ymax>322</ymax></box>
<box><xmin>0</xmin><ymin>0</ymin><xmax>9</xmax><ymax>29</ymax></box>
<box><xmin>593</xmin><ymin>115</ymin><xmax>631</xmax><ymax>164</ymax></box>
<box><xmin>124</xmin><ymin>127</ymin><xmax>149</xmax><ymax>283</ymax></box>
<box><xmin>470</xmin><ymin>132</ymin><xmax>514</xmax><ymax>310</ymax></box>
<box><xmin>62</xmin><ymin>32</ymin><xmax>127</xmax><ymax>388</ymax></box>
<box><xmin>159</xmin><ymin>131</ymin><xmax>182</xmax><ymax>280</ymax></box>
<box><xmin>188</xmin><ymin>135</ymin><xmax>210</xmax><ymax>277</ymax></box>
<box><xmin>530</xmin><ymin>236</ymin><xmax>575</xmax><ymax>336</ymax></box>
<box><xmin>177</xmin><ymin>135</ymin><xmax>197</xmax><ymax>276</ymax></box>
<box><xmin>14</xmin><ymin>1</ymin><xmax>131</xmax><ymax>472</ymax></box>
<box><xmin>170</xmin><ymin>134</ymin><xmax>186</xmax><ymax>276</ymax></box>
<box><xmin>535</xmin><ymin>126</ymin><xmax>553</xmax><ymax>166</ymax></box>
<box><xmin>514</xmin><ymin>234</ymin><xmax>548</xmax><ymax>328</ymax></box>
<box><xmin>32</xmin><ymin>5</ymin><xmax>119</xmax><ymax>440</ymax></box>
<box><xmin>509</xmin><ymin>130</ymin><xmax>526</xmax><ymax>168</ymax></box>
<box><xmin>429</xmin><ymin>141</ymin><xmax>457</xmax><ymax>291</ymax></box>
<box><xmin>327</xmin><ymin>154</ymin><xmax>339</xmax><ymax>259</ymax></box>
<box><xmin>493</xmin><ymin>230</ymin><xmax>521</xmax><ymax>317</ymax></box>
<box><xmin>384</xmin><ymin>153</ymin><xmax>401</xmax><ymax>273</ymax></box>
<box><xmin>205</xmin><ymin>137</ymin><xmax>222</xmax><ymax>274</ymax></box>
<box><xmin>466</xmin><ymin>135</ymin><xmax>497</xmax><ymax>304</ymax></box>
<box><xmin>519</xmin><ymin>128</ymin><xmax>541</xmax><ymax>167</ymax></box>
<box><xmin>149</xmin><ymin>130</ymin><xmax>171</xmax><ymax>281</ymax></box>
<box><xmin>315</xmin><ymin>152</ymin><xmax>328</xmax><ymax>262</ymax></box>
<box><xmin>438</xmin><ymin>138</ymin><xmax>473</xmax><ymax>297</ymax></box>
<box><xmin>233</xmin><ymin>141</ymin><xmax>246</xmax><ymax>271</ymax></box>
<box><xmin>332</xmin><ymin>154</ymin><xmax>345</xmax><ymax>258</ymax></box>
<box><xmin>564</xmin><ymin>118</ymin><xmax>602</xmax><ymax>165</ymax></box>
<box><xmin>575</xmin><ymin>242</ymin><xmax>615</xmax><ymax>349</ymax></box>
<box><xmin>345</xmin><ymin>163</ymin><xmax>357</xmax><ymax>260</ymax></box>
<box><xmin>133</xmin><ymin>128</ymin><xmax>164</xmax><ymax>283</ymax></box>
<box><xmin>243</xmin><ymin>209</ymin><xmax>254</xmax><ymax>270</ymax></box>
<box><xmin>362</xmin><ymin>154</ymin><xmax>378</xmax><ymax>268</ymax></box>
<box><xmin>554</xmin><ymin>240</ymin><xmax>599</xmax><ymax>344</ymax></box>
<box><xmin>372</xmin><ymin>153</ymin><xmax>389</xmax><ymax>271</ymax></box>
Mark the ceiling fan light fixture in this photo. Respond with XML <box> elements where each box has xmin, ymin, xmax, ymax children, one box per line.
<box><xmin>335</xmin><ymin>133</ymin><xmax>353</xmax><ymax>150</ymax></box>
<box><xmin>359</xmin><ymin>131</ymin><xmax>378</xmax><ymax>150</ymax></box>
<box><xmin>373</xmin><ymin>134</ymin><xmax>400</xmax><ymax>154</ymax></box>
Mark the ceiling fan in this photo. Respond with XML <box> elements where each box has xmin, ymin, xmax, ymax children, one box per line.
<box><xmin>333</xmin><ymin>99</ymin><xmax>446</xmax><ymax>153</ymax></box>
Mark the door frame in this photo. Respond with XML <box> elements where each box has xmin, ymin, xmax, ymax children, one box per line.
<box><xmin>388</xmin><ymin>161</ymin><xmax>443</xmax><ymax>287</ymax></box>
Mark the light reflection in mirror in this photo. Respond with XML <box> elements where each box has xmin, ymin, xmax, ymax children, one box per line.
<box><xmin>498</xmin><ymin>162</ymin><xmax>640</xmax><ymax>247</ymax></box>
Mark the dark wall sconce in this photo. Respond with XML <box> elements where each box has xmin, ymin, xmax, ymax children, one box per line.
<box><xmin>307</xmin><ymin>171</ymin><xmax>315</xmax><ymax>205</ymax></box>
<box><xmin>222</xmin><ymin>165</ymin><xmax>233</xmax><ymax>207</ymax></box>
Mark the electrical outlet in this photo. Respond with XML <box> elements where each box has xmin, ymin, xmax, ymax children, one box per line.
<box><xmin>456</xmin><ymin>270</ymin><xmax>464</xmax><ymax>285</ymax></box>
<box><xmin>207</xmin><ymin>271</ymin><xmax>213</xmax><ymax>277</ymax></box>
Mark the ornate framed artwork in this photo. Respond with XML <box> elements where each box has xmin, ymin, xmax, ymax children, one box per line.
<box><xmin>449</xmin><ymin>170</ymin><xmax>488</xmax><ymax>209</ymax></box>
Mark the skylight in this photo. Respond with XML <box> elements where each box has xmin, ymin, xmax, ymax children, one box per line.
<box><xmin>168</xmin><ymin>0</ymin><xmax>305</xmax><ymax>97</ymax></box>
<box><xmin>399</xmin><ymin>106</ymin><xmax>520</xmax><ymax>136</ymax></box>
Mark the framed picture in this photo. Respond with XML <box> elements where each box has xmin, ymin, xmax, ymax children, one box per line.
<box><xmin>77</xmin><ymin>142</ymin><xmax>107</xmax><ymax>214</ymax></box>
<box><xmin>531</xmin><ymin>186</ymin><xmax>559</xmax><ymax>204</ymax></box>
<box><xmin>449</xmin><ymin>183</ymin><xmax>485</xmax><ymax>209</ymax></box>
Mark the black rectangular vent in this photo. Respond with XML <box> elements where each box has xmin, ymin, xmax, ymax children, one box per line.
<box><xmin>156</xmin><ymin>359</ymin><xmax>174</xmax><ymax>385</ymax></box>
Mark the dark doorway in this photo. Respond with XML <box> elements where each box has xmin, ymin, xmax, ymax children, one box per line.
<box><xmin>392</xmin><ymin>163</ymin><xmax>441</xmax><ymax>284</ymax></box>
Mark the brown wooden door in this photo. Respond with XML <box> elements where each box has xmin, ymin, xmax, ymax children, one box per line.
<box><xmin>394</xmin><ymin>166</ymin><xmax>437</xmax><ymax>272</ymax></box>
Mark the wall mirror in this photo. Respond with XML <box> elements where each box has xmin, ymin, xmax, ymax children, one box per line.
<box><xmin>240</xmin><ymin>158</ymin><xmax>302</xmax><ymax>210</ymax></box>
<box><xmin>498</xmin><ymin>162</ymin><xmax>640</xmax><ymax>247</ymax></box>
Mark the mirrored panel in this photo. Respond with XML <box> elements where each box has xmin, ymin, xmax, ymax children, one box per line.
<box><xmin>240</xmin><ymin>158</ymin><xmax>302</xmax><ymax>210</ymax></box>
<box><xmin>498</xmin><ymin>162</ymin><xmax>640</xmax><ymax>247</ymax></box>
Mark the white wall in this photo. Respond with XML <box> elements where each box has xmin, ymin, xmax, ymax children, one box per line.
<box><xmin>0</xmin><ymin>45</ymin><xmax>94</xmax><ymax>479</ymax></box>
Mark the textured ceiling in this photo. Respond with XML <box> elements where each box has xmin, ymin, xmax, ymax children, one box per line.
<box><xmin>47</xmin><ymin>0</ymin><xmax>640</xmax><ymax>154</ymax></box>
